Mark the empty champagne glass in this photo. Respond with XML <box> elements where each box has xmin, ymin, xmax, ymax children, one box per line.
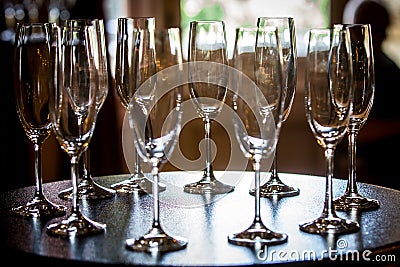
<box><xmin>12</xmin><ymin>22</ymin><xmax>67</xmax><ymax>218</ymax></box>
<box><xmin>47</xmin><ymin>21</ymin><xmax>106</xmax><ymax>237</ymax></box>
<box><xmin>183</xmin><ymin>20</ymin><xmax>234</xmax><ymax>194</ymax></box>
<box><xmin>232</xmin><ymin>26</ymin><xmax>257</xmax><ymax>78</ymax></box>
<box><xmin>113</xmin><ymin>17</ymin><xmax>166</xmax><ymax>194</ymax></box>
<box><xmin>333</xmin><ymin>23</ymin><xmax>379</xmax><ymax>211</ymax></box>
<box><xmin>57</xmin><ymin>19</ymin><xmax>116</xmax><ymax>200</ymax></box>
<box><xmin>250</xmin><ymin>17</ymin><xmax>299</xmax><ymax>198</ymax></box>
<box><xmin>125</xmin><ymin>66</ymin><xmax>187</xmax><ymax>252</ymax></box>
<box><xmin>228</xmin><ymin>25</ymin><xmax>287</xmax><ymax>246</ymax></box>
<box><xmin>300</xmin><ymin>27</ymin><xmax>359</xmax><ymax>234</ymax></box>
<box><xmin>155</xmin><ymin>27</ymin><xmax>183</xmax><ymax>71</ymax></box>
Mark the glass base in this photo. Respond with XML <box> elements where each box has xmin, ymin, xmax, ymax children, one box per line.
<box><xmin>12</xmin><ymin>195</ymin><xmax>67</xmax><ymax>218</ymax></box>
<box><xmin>250</xmin><ymin>177</ymin><xmax>299</xmax><ymax>198</ymax></box>
<box><xmin>333</xmin><ymin>193</ymin><xmax>380</xmax><ymax>211</ymax></box>
<box><xmin>125</xmin><ymin>227</ymin><xmax>187</xmax><ymax>253</ymax></box>
<box><xmin>299</xmin><ymin>215</ymin><xmax>360</xmax><ymax>234</ymax></box>
<box><xmin>58</xmin><ymin>177</ymin><xmax>116</xmax><ymax>200</ymax></box>
<box><xmin>183</xmin><ymin>177</ymin><xmax>234</xmax><ymax>195</ymax></box>
<box><xmin>228</xmin><ymin>221</ymin><xmax>288</xmax><ymax>246</ymax></box>
<box><xmin>111</xmin><ymin>173</ymin><xmax>166</xmax><ymax>194</ymax></box>
<box><xmin>46</xmin><ymin>211</ymin><xmax>106</xmax><ymax>238</ymax></box>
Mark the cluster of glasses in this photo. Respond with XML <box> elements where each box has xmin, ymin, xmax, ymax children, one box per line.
<box><xmin>300</xmin><ymin>23</ymin><xmax>379</xmax><ymax>234</ymax></box>
<box><xmin>11</xmin><ymin>15</ymin><xmax>379</xmax><ymax>253</ymax></box>
<box><xmin>13</xmin><ymin>19</ymin><xmax>112</xmax><ymax>236</ymax></box>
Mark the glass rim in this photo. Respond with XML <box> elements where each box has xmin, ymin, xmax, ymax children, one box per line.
<box><xmin>16</xmin><ymin>22</ymin><xmax>56</xmax><ymax>27</ymax></box>
<box><xmin>190</xmin><ymin>20</ymin><xmax>224</xmax><ymax>24</ymax></box>
<box><xmin>257</xmin><ymin>16</ymin><xmax>294</xmax><ymax>20</ymax></box>
<box><xmin>117</xmin><ymin>16</ymin><xmax>155</xmax><ymax>21</ymax></box>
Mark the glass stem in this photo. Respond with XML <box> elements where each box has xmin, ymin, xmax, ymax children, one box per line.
<box><xmin>253</xmin><ymin>157</ymin><xmax>262</xmax><ymax>223</ymax></box>
<box><xmin>151</xmin><ymin>160</ymin><xmax>160</xmax><ymax>229</ymax></box>
<box><xmin>83</xmin><ymin>148</ymin><xmax>91</xmax><ymax>180</ymax></box>
<box><xmin>134</xmin><ymin>152</ymin><xmax>142</xmax><ymax>176</ymax></box>
<box><xmin>322</xmin><ymin>147</ymin><xmax>337</xmax><ymax>218</ymax></box>
<box><xmin>203</xmin><ymin>117</ymin><xmax>213</xmax><ymax>182</ymax></box>
<box><xmin>71</xmin><ymin>155</ymin><xmax>80</xmax><ymax>214</ymax></box>
<box><xmin>347</xmin><ymin>130</ymin><xmax>359</xmax><ymax>194</ymax></box>
<box><xmin>33</xmin><ymin>143</ymin><xmax>44</xmax><ymax>198</ymax></box>
<box><xmin>270</xmin><ymin>149</ymin><xmax>279</xmax><ymax>182</ymax></box>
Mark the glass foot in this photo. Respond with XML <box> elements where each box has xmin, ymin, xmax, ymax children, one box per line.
<box><xmin>183</xmin><ymin>177</ymin><xmax>234</xmax><ymax>194</ymax></box>
<box><xmin>250</xmin><ymin>178</ymin><xmax>299</xmax><ymax>198</ymax></box>
<box><xmin>228</xmin><ymin>221</ymin><xmax>288</xmax><ymax>246</ymax></box>
<box><xmin>126</xmin><ymin>227</ymin><xmax>187</xmax><ymax>253</ymax></box>
<box><xmin>46</xmin><ymin>211</ymin><xmax>106</xmax><ymax>238</ymax></box>
<box><xmin>299</xmin><ymin>216</ymin><xmax>360</xmax><ymax>234</ymax></box>
<box><xmin>12</xmin><ymin>195</ymin><xmax>67</xmax><ymax>218</ymax></box>
<box><xmin>58</xmin><ymin>178</ymin><xmax>116</xmax><ymax>200</ymax></box>
<box><xmin>333</xmin><ymin>192</ymin><xmax>380</xmax><ymax>211</ymax></box>
<box><xmin>111</xmin><ymin>174</ymin><xmax>166</xmax><ymax>194</ymax></box>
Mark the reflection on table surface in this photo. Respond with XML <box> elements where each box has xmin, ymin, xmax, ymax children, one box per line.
<box><xmin>0</xmin><ymin>171</ymin><xmax>399</xmax><ymax>266</ymax></box>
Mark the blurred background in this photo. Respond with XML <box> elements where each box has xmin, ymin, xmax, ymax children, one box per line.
<box><xmin>2</xmin><ymin>0</ymin><xmax>399</xmax><ymax>191</ymax></box>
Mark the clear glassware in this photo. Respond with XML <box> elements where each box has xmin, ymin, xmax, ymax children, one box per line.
<box><xmin>113</xmin><ymin>17</ymin><xmax>166</xmax><ymax>194</ymax></box>
<box><xmin>300</xmin><ymin>27</ymin><xmax>359</xmax><ymax>234</ymax></box>
<box><xmin>47</xmin><ymin>21</ymin><xmax>106</xmax><ymax>237</ymax></box>
<box><xmin>155</xmin><ymin>27</ymin><xmax>183</xmax><ymax>71</ymax></box>
<box><xmin>57</xmin><ymin>19</ymin><xmax>116</xmax><ymax>200</ymax></box>
<box><xmin>249</xmin><ymin>17</ymin><xmax>300</xmax><ymax>198</ymax></box>
<box><xmin>12</xmin><ymin>22</ymin><xmax>67</xmax><ymax>218</ymax></box>
<box><xmin>228</xmin><ymin>25</ymin><xmax>287</xmax><ymax>246</ymax></box>
<box><xmin>183</xmin><ymin>20</ymin><xmax>235</xmax><ymax>194</ymax></box>
<box><xmin>333</xmin><ymin>24</ymin><xmax>379</xmax><ymax>211</ymax></box>
<box><xmin>125</xmin><ymin>66</ymin><xmax>187</xmax><ymax>252</ymax></box>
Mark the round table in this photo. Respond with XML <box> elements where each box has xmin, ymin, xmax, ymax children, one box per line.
<box><xmin>0</xmin><ymin>171</ymin><xmax>399</xmax><ymax>266</ymax></box>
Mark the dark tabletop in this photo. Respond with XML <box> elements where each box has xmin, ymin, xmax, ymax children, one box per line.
<box><xmin>0</xmin><ymin>171</ymin><xmax>399</xmax><ymax>266</ymax></box>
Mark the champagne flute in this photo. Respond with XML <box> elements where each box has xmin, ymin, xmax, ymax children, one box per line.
<box><xmin>57</xmin><ymin>19</ymin><xmax>116</xmax><ymax>200</ymax></box>
<box><xmin>232</xmin><ymin>26</ymin><xmax>257</xmax><ymax>78</ymax></box>
<box><xmin>125</xmin><ymin>66</ymin><xmax>187</xmax><ymax>252</ymax></box>
<box><xmin>249</xmin><ymin>17</ymin><xmax>299</xmax><ymax>198</ymax></box>
<box><xmin>47</xmin><ymin>21</ymin><xmax>106</xmax><ymax>237</ymax></box>
<box><xmin>155</xmin><ymin>27</ymin><xmax>183</xmax><ymax>71</ymax></box>
<box><xmin>12</xmin><ymin>22</ymin><xmax>67</xmax><ymax>218</ymax></box>
<box><xmin>228</xmin><ymin>25</ymin><xmax>287</xmax><ymax>246</ymax></box>
<box><xmin>113</xmin><ymin>17</ymin><xmax>166</xmax><ymax>194</ymax></box>
<box><xmin>300</xmin><ymin>27</ymin><xmax>359</xmax><ymax>234</ymax></box>
<box><xmin>183</xmin><ymin>20</ymin><xmax>234</xmax><ymax>194</ymax></box>
<box><xmin>333</xmin><ymin>24</ymin><xmax>379</xmax><ymax>211</ymax></box>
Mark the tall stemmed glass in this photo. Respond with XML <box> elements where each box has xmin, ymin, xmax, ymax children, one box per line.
<box><xmin>333</xmin><ymin>24</ymin><xmax>379</xmax><ymax>211</ymax></box>
<box><xmin>57</xmin><ymin>19</ymin><xmax>116</xmax><ymax>200</ymax></box>
<box><xmin>155</xmin><ymin>28</ymin><xmax>183</xmax><ymax>71</ymax></box>
<box><xmin>300</xmin><ymin>27</ymin><xmax>359</xmax><ymax>234</ymax></box>
<box><xmin>113</xmin><ymin>17</ymin><xmax>165</xmax><ymax>194</ymax></box>
<box><xmin>12</xmin><ymin>22</ymin><xmax>67</xmax><ymax>218</ymax></box>
<box><xmin>125</xmin><ymin>68</ymin><xmax>187</xmax><ymax>252</ymax></box>
<box><xmin>232</xmin><ymin>26</ymin><xmax>257</xmax><ymax>78</ymax></box>
<box><xmin>47</xmin><ymin>21</ymin><xmax>106</xmax><ymax>237</ymax></box>
<box><xmin>228</xmin><ymin>25</ymin><xmax>287</xmax><ymax>246</ymax></box>
<box><xmin>250</xmin><ymin>17</ymin><xmax>299</xmax><ymax>198</ymax></box>
<box><xmin>183</xmin><ymin>20</ymin><xmax>234</xmax><ymax>194</ymax></box>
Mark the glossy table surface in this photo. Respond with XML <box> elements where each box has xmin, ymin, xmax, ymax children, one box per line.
<box><xmin>0</xmin><ymin>171</ymin><xmax>399</xmax><ymax>266</ymax></box>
